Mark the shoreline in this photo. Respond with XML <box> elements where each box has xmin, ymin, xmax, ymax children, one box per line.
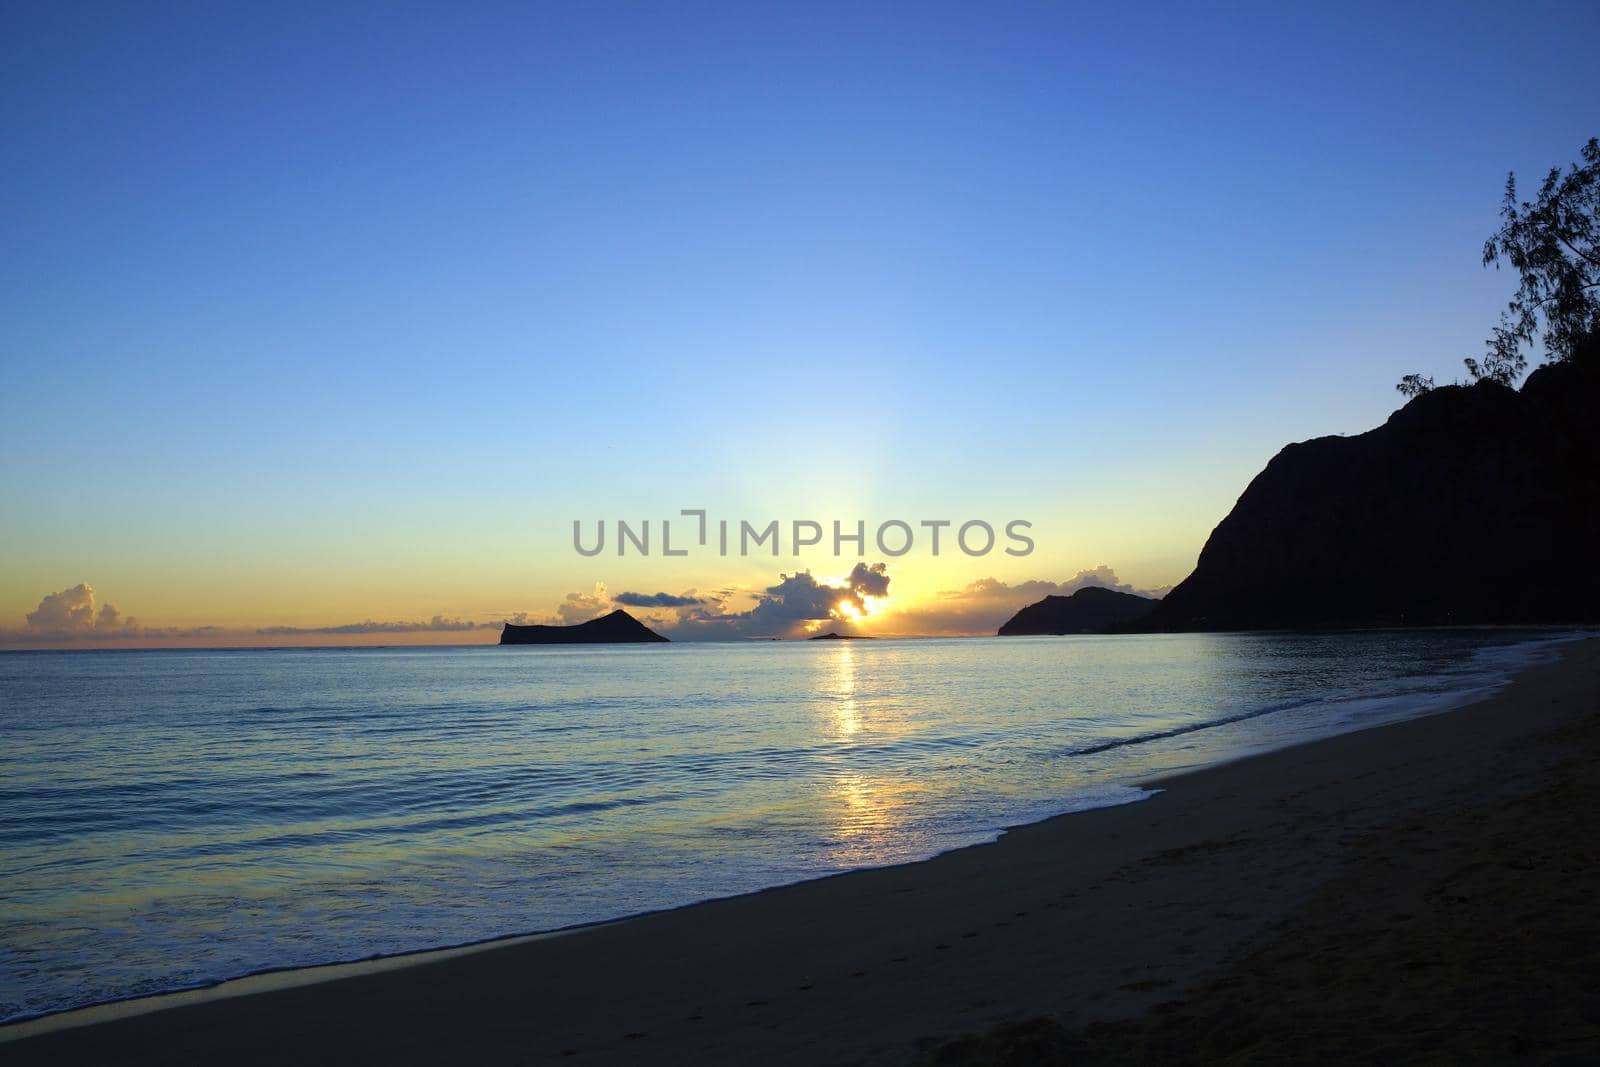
<box><xmin>0</xmin><ymin>633</ymin><xmax>1567</xmax><ymax>1034</ymax></box>
<box><xmin>4</xmin><ymin>635</ymin><xmax>1597</xmax><ymax>1063</ymax></box>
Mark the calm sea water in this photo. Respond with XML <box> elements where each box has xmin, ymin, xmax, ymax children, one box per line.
<box><xmin>0</xmin><ymin>630</ymin><xmax>1573</xmax><ymax>1022</ymax></box>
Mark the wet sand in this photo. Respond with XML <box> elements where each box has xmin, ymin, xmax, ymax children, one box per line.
<box><xmin>5</xmin><ymin>637</ymin><xmax>1597</xmax><ymax>1065</ymax></box>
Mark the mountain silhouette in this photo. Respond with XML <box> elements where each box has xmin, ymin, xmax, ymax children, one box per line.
<box><xmin>500</xmin><ymin>609</ymin><xmax>669</xmax><ymax>644</ymax></box>
<box><xmin>1141</xmin><ymin>359</ymin><xmax>1600</xmax><ymax>630</ymax></box>
<box><xmin>997</xmin><ymin>586</ymin><xmax>1158</xmax><ymax>635</ymax></box>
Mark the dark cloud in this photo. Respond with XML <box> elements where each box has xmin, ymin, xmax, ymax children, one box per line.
<box><xmin>613</xmin><ymin>591</ymin><xmax>706</xmax><ymax>608</ymax></box>
<box><xmin>550</xmin><ymin>564</ymin><xmax>1163</xmax><ymax>640</ymax></box>
<box><xmin>847</xmin><ymin>562</ymin><xmax>890</xmax><ymax>598</ymax></box>
<box><xmin>580</xmin><ymin>566</ymin><xmax>895</xmax><ymax>641</ymax></box>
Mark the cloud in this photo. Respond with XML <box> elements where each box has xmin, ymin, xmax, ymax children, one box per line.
<box><xmin>16</xmin><ymin>583</ymin><xmax>142</xmax><ymax>639</ymax></box>
<box><xmin>503</xmin><ymin>582</ymin><xmax>615</xmax><ymax>627</ymax></box>
<box><xmin>555</xmin><ymin>582</ymin><xmax>612</xmax><ymax>624</ymax></box>
<box><xmin>1</xmin><ymin>583</ymin><xmax>501</xmax><ymax>645</ymax></box>
<box><xmin>545</xmin><ymin>564</ymin><xmax>1169</xmax><ymax>640</ymax></box>
<box><xmin>256</xmin><ymin>616</ymin><xmax>491</xmax><ymax>636</ymax></box>
<box><xmin>4</xmin><ymin>565</ymin><xmax>1169</xmax><ymax>647</ymax></box>
<box><xmin>611</xmin><ymin>565</ymin><xmax>894</xmax><ymax>641</ymax></box>
<box><xmin>847</xmin><ymin>561</ymin><xmax>890</xmax><ymax>598</ymax></box>
<box><xmin>613</xmin><ymin>591</ymin><xmax>706</xmax><ymax>608</ymax></box>
<box><xmin>887</xmin><ymin>566</ymin><xmax>1168</xmax><ymax>636</ymax></box>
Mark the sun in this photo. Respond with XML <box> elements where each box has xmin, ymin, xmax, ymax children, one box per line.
<box><xmin>834</xmin><ymin>600</ymin><xmax>863</xmax><ymax>620</ymax></box>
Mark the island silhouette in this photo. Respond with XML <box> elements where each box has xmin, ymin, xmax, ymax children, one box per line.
<box><xmin>998</xmin><ymin>586</ymin><xmax>1158</xmax><ymax>635</ymax></box>
<box><xmin>500</xmin><ymin>608</ymin><xmax>669</xmax><ymax>644</ymax></box>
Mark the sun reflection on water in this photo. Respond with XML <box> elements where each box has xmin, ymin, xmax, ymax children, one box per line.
<box><xmin>829</xmin><ymin>642</ymin><xmax>860</xmax><ymax>738</ymax></box>
<box><xmin>826</xmin><ymin>771</ymin><xmax>919</xmax><ymax>866</ymax></box>
<box><xmin>813</xmin><ymin>643</ymin><xmax>923</xmax><ymax>864</ymax></box>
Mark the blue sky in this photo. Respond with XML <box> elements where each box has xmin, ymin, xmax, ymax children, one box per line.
<box><xmin>3</xmin><ymin>1</ymin><xmax>1597</xmax><ymax>640</ymax></box>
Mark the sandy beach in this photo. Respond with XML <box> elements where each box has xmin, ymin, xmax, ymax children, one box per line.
<box><xmin>4</xmin><ymin>636</ymin><xmax>1596</xmax><ymax>1065</ymax></box>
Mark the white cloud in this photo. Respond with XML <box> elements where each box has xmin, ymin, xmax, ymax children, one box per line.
<box><xmin>20</xmin><ymin>583</ymin><xmax>140</xmax><ymax>638</ymax></box>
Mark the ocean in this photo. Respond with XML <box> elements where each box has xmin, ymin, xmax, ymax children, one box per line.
<box><xmin>0</xmin><ymin>630</ymin><xmax>1573</xmax><ymax>1022</ymax></box>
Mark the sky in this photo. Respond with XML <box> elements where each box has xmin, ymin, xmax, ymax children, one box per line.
<box><xmin>3</xmin><ymin>1</ymin><xmax>1598</xmax><ymax>645</ymax></box>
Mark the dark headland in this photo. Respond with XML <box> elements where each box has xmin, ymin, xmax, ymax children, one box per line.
<box><xmin>996</xmin><ymin>357</ymin><xmax>1598</xmax><ymax>637</ymax></box>
<box><xmin>807</xmin><ymin>631</ymin><xmax>873</xmax><ymax>640</ymax></box>
<box><xmin>1137</xmin><ymin>357</ymin><xmax>1599</xmax><ymax>631</ymax></box>
<box><xmin>998</xmin><ymin>586</ymin><xmax>1158</xmax><ymax>635</ymax></box>
<box><xmin>499</xmin><ymin>608</ymin><xmax>669</xmax><ymax>644</ymax></box>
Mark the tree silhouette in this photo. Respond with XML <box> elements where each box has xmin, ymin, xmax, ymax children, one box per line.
<box><xmin>1396</xmin><ymin>372</ymin><xmax>1435</xmax><ymax>399</ymax></box>
<box><xmin>1399</xmin><ymin>137</ymin><xmax>1598</xmax><ymax>395</ymax></box>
